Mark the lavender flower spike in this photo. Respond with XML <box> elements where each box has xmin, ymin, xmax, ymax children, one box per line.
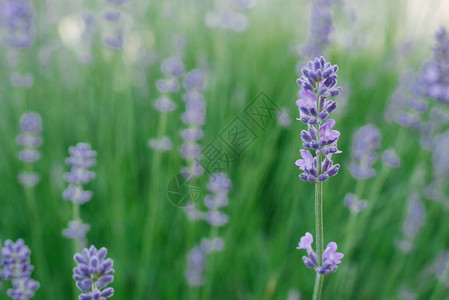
<box><xmin>7</xmin><ymin>278</ymin><xmax>40</xmax><ymax>300</ymax></box>
<box><xmin>1</xmin><ymin>239</ymin><xmax>34</xmax><ymax>280</ymax></box>
<box><xmin>1</xmin><ymin>239</ymin><xmax>40</xmax><ymax>299</ymax></box>
<box><xmin>295</xmin><ymin>56</ymin><xmax>342</xmax><ymax>183</ymax></box>
<box><xmin>295</xmin><ymin>58</ymin><xmax>344</xmax><ymax>299</ymax></box>
<box><xmin>73</xmin><ymin>245</ymin><xmax>114</xmax><ymax>300</ymax></box>
<box><xmin>17</xmin><ymin>112</ymin><xmax>43</xmax><ymax>187</ymax></box>
<box><xmin>296</xmin><ymin>233</ymin><xmax>343</xmax><ymax>274</ymax></box>
<box><xmin>63</xmin><ymin>143</ymin><xmax>97</xmax><ymax>204</ymax></box>
<box><xmin>185</xmin><ymin>246</ymin><xmax>206</xmax><ymax>286</ymax></box>
<box><xmin>417</xmin><ymin>27</ymin><xmax>449</xmax><ymax>104</ymax></box>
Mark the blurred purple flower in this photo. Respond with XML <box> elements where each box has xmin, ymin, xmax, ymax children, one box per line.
<box><xmin>396</xmin><ymin>193</ymin><xmax>426</xmax><ymax>253</ymax></box>
<box><xmin>153</xmin><ymin>96</ymin><xmax>177</xmax><ymax>113</ymax></box>
<box><xmin>0</xmin><ymin>0</ymin><xmax>34</xmax><ymax>48</ymax></box>
<box><xmin>348</xmin><ymin>124</ymin><xmax>380</xmax><ymax>180</ymax></box>
<box><xmin>63</xmin><ymin>219</ymin><xmax>91</xmax><ymax>241</ymax></box>
<box><xmin>1</xmin><ymin>239</ymin><xmax>33</xmax><ymax>280</ymax></box>
<box><xmin>184</xmin><ymin>69</ymin><xmax>206</xmax><ymax>91</ymax></box>
<box><xmin>344</xmin><ymin>193</ymin><xmax>367</xmax><ymax>213</ymax></box>
<box><xmin>7</xmin><ymin>278</ymin><xmax>40</xmax><ymax>299</ymax></box>
<box><xmin>302</xmin><ymin>0</ymin><xmax>338</xmax><ymax>58</ymax></box>
<box><xmin>148</xmin><ymin>136</ymin><xmax>172</xmax><ymax>152</ymax></box>
<box><xmin>381</xmin><ymin>148</ymin><xmax>400</xmax><ymax>168</ymax></box>
<box><xmin>185</xmin><ymin>246</ymin><xmax>206</xmax><ymax>286</ymax></box>
<box><xmin>161</xmin><ymin>56</ymin><xmax>185</xmax><ymax>78</ymax></box>
<box><xmin>277</xmin><ymin>108</ymin><xmax>292</xmax><ymax>127</ymax></box>
<box><xmin>417</xmin><ymin>27</ymin><xmax>449</xmax><ymax>104</ymax></box>
<box><xmin>17</xmin><ymin>112</ymin><xmax>42</xmax><ymax>187</ymax></box>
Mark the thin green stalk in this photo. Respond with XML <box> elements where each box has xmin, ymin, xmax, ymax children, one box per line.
<box><xmin>202</xmin><ymin>226</ymin><xmax>219</xmax><ymax>300</ymax></box>
<box><xmin>23</xmin><ymin>185</ymin><xmax>52</xmax><ymax>299</ymax></box>
<box><xmin>312</xmin><ymin>155</ymin><xmax>324</xmax><ymax>300</ymax></box>
<box><xmin>72</xmin><ymin>202</ymin><xmax>81</xmax><ymax>300</ymax></box>
<box><xmin>134</xmin><ymin>112</ymin><xmax>168</xmax><ymax>300</ymax></box>
<box><xmin>429</xmin><ymin>277</ymin><xmax>447</xmax><ymax>300</ymax></box>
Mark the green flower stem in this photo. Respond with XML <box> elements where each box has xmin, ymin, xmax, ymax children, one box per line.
<box><xmin>72</xmin><ymin>201</ymin><xmax>81</xmax><ymax>300</ymax></box>
<box><xmin>202</xmin><ymin>226</ymin><xmax>219</xmax><ymax>300</ymax></box>
<box><xmin>312</xmin><ymin>154</ymin><xmax>324</xmax><ymax>300</ymax></box>
<box><xmin>134</xmin><ymin>112</ymin><xmax>168</xmax><ymax>300</ymax></box>
<box><xmin>23</xmin><ymin>182</ymin><xmax>52</xmax><ymax>299</ymax></box>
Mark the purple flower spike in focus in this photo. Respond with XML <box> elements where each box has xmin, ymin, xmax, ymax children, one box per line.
<box><xmin>295</xmin><ymin>56</ymin><xmax>342</xmax><ymax>183</ymax></box>
<box><xmin>348</xmin><ymin>124</ymin><xmax>380</xmax><ymax>180</ymax></box>
<box><xmin>296</xmin><ymin>233</ymin><xmax>343</xmax><ymax>274</ymax></box>
<box><xmin>73</xmin><ymin>245</ymin><xmax>114</xmax><ymax>300</ymax></box>
<box><xmin>17</xmin><ymin>112</ymin><xmax>43</xmax><ymax>187</ymax></box>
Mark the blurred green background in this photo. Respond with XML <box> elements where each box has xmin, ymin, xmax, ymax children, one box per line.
<box><xmin>0</xmin><ymin>0</ymin><xmax>448</xmax><ymax>299</ymax></box>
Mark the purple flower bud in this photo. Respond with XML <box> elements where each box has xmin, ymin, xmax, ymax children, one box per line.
<box><xmin>180</xmin><ymin>128</ymin><xmax>203</xmax><ymax>141</ymax></box>
<box><xmin>156</xmin><ymin>78</ymin><xmax>180</xmax><ymax>93</ymax></box>
<box><xmin>161</xmin><ymin>56</ymin><xmax>185</xmax><ymax>78</ymax></box>
<box><xmin>318</xmin><ymin>173</ymin><xmax>329</xmax><ymax>181</ymax></box>
<box><xmin>18</xmin><ymin>149</ymin><xmax>40</xmax><ymax>162</ymax></box>
<box><xmin>299</xmin><ymin>173</ymin><xmax>308</xmax><ymax>181</ymax></box>
<box><xmin>277</xmin><ymin>108</ymin><xmax>292</xmax><ymax>127</ymax></box>
<box><xmin>154</xmin><ymin>96</ymin><xmax>177</xmax><ymax>112</ymax></box>
<box><xmin>7</xmin><ymin>278</ymin><xmax>40</xmax><ymax>299</ymax></box>
<box><xmin>103</xmin><ymin>34</ymin><xmax>123</xmax><ymax>49</ymax></box>
<box><xmin>62</xmin><ymin>219</ymin><xmax>90</xmax><ymax>240</ymax></box>
<box><xmin>63</xmin><ymin>184</ymin><xmax>93</xmax><ymax>204</ymax></box>
<box><xmin>318</xmin><ymin>111</ymin><xmax>329</xmax><ymax>121</ymax></box>
<box><xmin>327</xmin><ymin>164</ymin><xmax>339</xmax><ymax>177</ymax></box>
<box><xmin>344</xmin><ymin>193</ymin><xmax>368</xmax><ymax>213</ymax></box>
<box><xmin>382</xmin><ymin>148</ymin><xmax>400</xmax><ymax>168</ymax></box>
<box><xmin>206</xmin><ymin>211</ymin><xmax>229</xmax><ymax>227</ymax></box>
<box><xmin>301</xmin><ymin>130</ymin><xmax>313</xmax><ymax>142</ymax></box>
<box><xmin>302</xmin><ymin>255</ymin><xmax>316</xmax><ymax>268</ymax></box>
<box><xmin>184</xmin><ymin>69</ymin><xmax>206</xmax><ymax>91</ymax></box>
<box><xmin>185</xmin><ymin>246</ymin><xmax>206</xmax><ymax>286</ymax></box>
<box><xmin>148</xmin><ymin>136</ymin><xmax>172</xmax><ymax>151</ymax></box>
<box><xmin>326</xmin><ymin>101</ymin><xmax>337</xmax><ymax>113</ymax></box>
<box><xmin>18</xmin><ymin>172</ymin><xmax>40</xmax><ymax>187</ymax></box>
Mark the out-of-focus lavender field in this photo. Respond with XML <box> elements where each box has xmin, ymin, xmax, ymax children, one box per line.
<box><xmin>0</xmin><ymin>0</ymin><xmax>449</xmax><ymax>299</ymax></box>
